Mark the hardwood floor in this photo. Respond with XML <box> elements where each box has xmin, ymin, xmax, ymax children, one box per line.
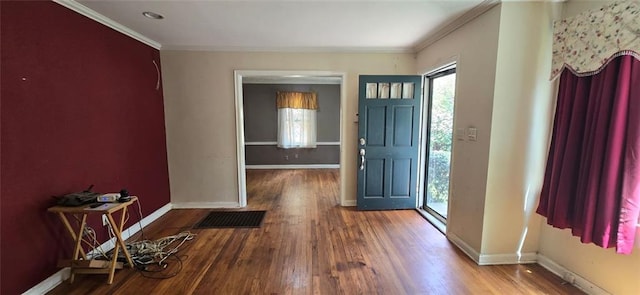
<box><xmin>48</xmin><ymin>169</ymin><xmax>583</xmax><ymax>295</ymax></box>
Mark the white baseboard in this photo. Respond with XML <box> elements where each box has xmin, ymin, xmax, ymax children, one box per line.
<box><xmin>23</xmin><ymin>202</ymin><xmax>173</xmax><ymax>295</ymax></box>
<box><xmin>447</xmin><ymin>234</ymin><xmax>537</xmax><ymax>265</ymax></box>
<box><xmin>537</xmin><ymin>254</ymin><xmax>610</xmax><ymax>295</ymax></box>
<box><xmin>245</xmin><ymin>164</ymin><xmax>340</xmax><ymax>169</ymax></box>
<box><xmin>341</xmin><ymin>199</ymin><xmax>356</xmax><ymax>206</ymax></box>
<box><xmin>478</xmin><ymin>252</ymin><xmax>537</xmax><ymax>265</ymax></box>
<box><xmin>22</xmin><ymin>268</ymin><xmax>71</xmax><ymax>295</ymax></box>
<box><xmin>171</xmin><ymin>202</ymin><xmax>241</xmax><ymax>209</ymax></box>
<box><xmin>447</xmin><ymin>233</ymin><xmax>481</xmax><ymax>263</ymax></box>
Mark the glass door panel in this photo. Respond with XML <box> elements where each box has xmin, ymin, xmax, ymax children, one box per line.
<box><xmin>424</xmin><ymin>70</ymin><xmax>456</xmax><ymax>221</ymax></box>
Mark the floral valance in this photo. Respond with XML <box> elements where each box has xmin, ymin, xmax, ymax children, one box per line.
<box><xmin>551</xmin><ymin>0</ymin><xmax>640</xmax><ymax>80</ymax></box>
<box><xmin>276</xmin><ymin>91</ymin><xmax>318</xmax><ymax>110</ymax></box>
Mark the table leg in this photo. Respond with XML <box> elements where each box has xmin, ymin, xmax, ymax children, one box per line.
<box><xmin>70</xmin><ymin>213</ymin><xmax>87</xmax><ymax>284</ymax></box>
<box><xmin>107</xmin><ymin>207</ymin><xmax>135</xmax><ymax>267</ymax></box>
<box><xmin>105</xmin><ymin>208</ymin><xmax>134</xmax><ymax>284</ymax></box>
<box><xmin>56</xmin><ymin>212</ymin><xmax>87</xmax><ymax>259</ymax></box>
<box><xmin>105</xmin><ymin>213</ymin><xmax>120</xmax><ymax>284</ymax></box>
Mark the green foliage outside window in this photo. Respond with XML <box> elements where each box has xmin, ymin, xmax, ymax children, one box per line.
<box><xmin>426</xmin><ymin>73</ymin><xmax>455</xmax><ymax>204</ymax></box>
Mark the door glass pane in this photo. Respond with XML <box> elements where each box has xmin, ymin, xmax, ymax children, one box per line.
<box><xmin>390</xmin><ymin>83</ymin><xmax>402</xmax><ymax>99</ymax></box>
<box><xmin>378</xmin><ymin>83</ymin><xmax>390</xmax><ymax>99</ymax></box>
<box><xmin>402</xmin><ymin>82</ymin><xmax>414</xmax><ymax>99</ymax></box>
<box><xmin>366</xmin><ymin>83</ymin><xmax>378</xmax><ymax>99</ymax></box>
<box><xmin>425</xmin><ymin>72</ymin><xmax>456</xmax><ymax>219</ymax></box>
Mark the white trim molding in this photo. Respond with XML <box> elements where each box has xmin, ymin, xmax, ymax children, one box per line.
<box><xmin>478</xmin><ymin>252</ymin><xmax>537</xmax><ymax>265</ymax></box>
<box><xmin>22</xmin><ymin>268</ymin><xmax>71</xmax><ymax>295</ymax></box>
<box><xmin>246</xmin><ymin>164</ymin><xmax>339</xmax><ymax>170</ymax></box>
<box><xmin>161</xmin><ymin>45</ymin><xmax>411</xmax><ymax>54</ymax></box>
<box><xmin>448</xmin><ymin>234</ymin><xmax>536</xmax><ymax>265</ymax></box>
<box><xmin>447</xmin><ymin>233</ymin><xmax>481</xmax><ymax>263</ymax></box>
<box><xmin>53</xmin><ymin>0</ymin><xmax>161</xmax><ymax>49</ymax></box>
<box><xmin>245</xmin><ymin>141</ymin><xmax>278</xmax><ymax>146</ymax></box>
<box><xmin>23</xmin><ymin>203</ymin><xmax>172</xmax><ymax>295</ymax></box>
<box><xmin>413</xmin><ymin>0</ymin><xmax>499</xmax><ymax>52</ymax></box>
<box><xmin>537</xmin><ymin>254</ymin><xmax>611</xmax><ymax>295</ymax></box>
<box><xmin>234</xmin><ymin>70</ymin><xmax>346</xmax><ymax>209</ymax></box>
<box><xmin>341</xmin><ymin>199</ymin><xmax>356</xmax><ymax>207</ymax></box>
<box><xmin>171</xmin><ymin>202</ymin><xmax>241</xmax><ymax>209</ymax></box>
<box><xmin>245</xmin><ymin>142</ymin><xmax>340</xmax><ymax>146</ymax></box>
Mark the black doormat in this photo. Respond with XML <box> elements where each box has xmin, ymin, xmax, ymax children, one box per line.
<box><xmin>194</xmin><ymin>211</ymin><xmax>266</xmax><ymax>229</ymax></box>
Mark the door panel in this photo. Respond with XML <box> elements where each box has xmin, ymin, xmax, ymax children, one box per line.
<box><xmin>392</xmin><ymin>106</ymin><xmax>414</xmax><ymax>146</ymax></box>
<box><xmin>390</xmin><ymin>158</ymin><xmax>411</xmax><ymax>197</ymax></box>
<box><xmin>366</xmin><ymin>106</ymin><xmax>386</xmax><ymax>146</ymax></box>
<box><xmin>357</xmin><ymin>75</ymin><xmax>422</xmax><ymax>210</ymax></box>
<box><xmin>365</xmin><ymin>159</ymin><xmax>385</xmax><ymax>197</ymax></box>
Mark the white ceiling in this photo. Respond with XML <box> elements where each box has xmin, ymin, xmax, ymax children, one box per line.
<box><xmin>74</xmin><ymin>0</ymin><xmax>493</xmax><ymax>52</ymax></box>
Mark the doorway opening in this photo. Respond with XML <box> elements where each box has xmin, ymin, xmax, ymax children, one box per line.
<box><xmin>234</xmin><ymin>71</ymin><xmax>346</xmax><ymax>207</ymax></box>
<box><xmin>422</xmin><ymin>66</ymin><xmax>456</xmax><ymax>227</ymax></box>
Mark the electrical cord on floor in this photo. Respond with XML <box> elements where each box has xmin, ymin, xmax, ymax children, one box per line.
<box><xmin>75</xmin><ymin>198</ymin><xmax>193</xmax><ymax>280</ymax></box>
<box><xmin>104</xmin><ymin>231</ymin><xmax>196</xmax><ymax>279</ymax></box>
<box><xmin>138</xmin><ymin>255</ymin><xmax>188</xmax><ymax>279</ymax></box>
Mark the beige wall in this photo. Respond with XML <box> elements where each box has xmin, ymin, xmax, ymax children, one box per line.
<box><xmin>539</xmin><ymin>227</ymin><xmax>640</xmax><ymax>294</ymax></box>
<box><xmin>416</xmin><ymin>5</ymin><xmax>501</xmax><ymax>252</ymax></box>
<box><xmin>160</xmin><ymin>51</ymin><xmax>416</xmax><ymax>205</ymax></box>
<box><xmin>481</xmin><ymin>1</ymin><xmax>561</xmax><ymax>256</ymax></box>
<box><xmin>160</xmin><ymin>2</ymin><xmax>639</xmax><ymax>293</ymax></box>
<box><xmin>536</xmin><ymin>1</ymin><xmax>640</xmax><ymax>294</ymax></box>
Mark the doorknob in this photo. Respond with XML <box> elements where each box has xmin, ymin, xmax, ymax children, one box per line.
<box><xmin>359</xmin><ymin>148</ymin><xmax>366</xmax><ymax>170</ymax></box>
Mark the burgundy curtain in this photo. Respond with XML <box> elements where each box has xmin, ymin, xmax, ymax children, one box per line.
<box><xmin>537</xmin><ymin>55</ymin><xmax>640</xmax><ymax>254</ymax></box>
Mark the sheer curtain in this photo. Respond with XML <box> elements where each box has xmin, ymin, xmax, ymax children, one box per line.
<box><xmin>276</xmin><ymin>91</ymin><xmax>317</xmax><ymax>149</ymax></box>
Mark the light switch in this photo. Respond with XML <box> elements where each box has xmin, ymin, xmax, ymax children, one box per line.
<box><xmin>455</xmin><ymin>128</ymin><xmax>465</xmax><ymax>140</ymax></box>
<box><xmin>468</xmin><ymin>127</ymin><xmax>477</xmax><ymax>141</ymax></box>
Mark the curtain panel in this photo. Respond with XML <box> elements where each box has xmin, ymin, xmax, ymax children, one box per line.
<box><xmin>550</xmin><ymin>0</ymin><xmax>640</xmax><ymax>80</ymax></box>
<box><xmin>537</xmin><ymin>55</ymin><xmax>640</xmax><ymax>254</ymax></box>
<box><xmin>276</xmin><ymin>92</ymin><xmax>318</xmax><ymax>149</ymax></box>
<box><xmin>276</xmin><ymin>91</ymin><xmax>318</xmax><ymax>110</ymax></box>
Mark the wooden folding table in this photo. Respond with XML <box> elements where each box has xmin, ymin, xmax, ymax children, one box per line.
<box><xmin>48</xmin><ymin>196</ymin><xmax>138</xmax><ymax>284</ymax></box>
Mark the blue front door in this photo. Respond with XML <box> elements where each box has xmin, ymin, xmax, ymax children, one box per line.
<box><xmin>357</xmin><ymin>75</ymin><xmax>422</xmax><ymax>210</ymax></box>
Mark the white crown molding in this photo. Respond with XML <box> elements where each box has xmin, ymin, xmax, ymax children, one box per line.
<box><xmin>160</xmin><ymin>45</ymin><xmax>413</xmax><ymax>54</ymax></box>
<box><xmin>413</xmin><ymin>0</ymin><xmax>500</xmax><ymax>52</ymax></box>
<box><xmin>53</xmin><ymin>0</ymin><xmax>161</xmax><ymax>49</ymax></box>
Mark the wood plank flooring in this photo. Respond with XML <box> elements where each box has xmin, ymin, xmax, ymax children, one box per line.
<box><xmin>48</xmin><ymin>169</ymin><xmax>583</xmax><ymax>295</ymax></box>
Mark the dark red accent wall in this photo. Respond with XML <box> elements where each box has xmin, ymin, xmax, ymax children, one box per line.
<box><xmin>1</xmin><ymin>2</ymin><xmax>171</xmax><ymax>294</ymax></box>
